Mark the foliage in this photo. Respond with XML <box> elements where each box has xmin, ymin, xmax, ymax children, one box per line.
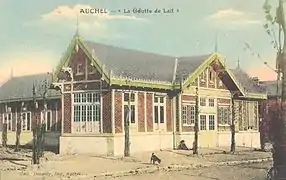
<box><xmin>263</xmin><ymin>0</ymin><xmax>280</xmax><ymax>50</ymax></box>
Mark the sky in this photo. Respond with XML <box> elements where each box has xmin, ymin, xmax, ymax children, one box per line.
<box><xmin>0</xmin><ymin>0</ymin><xmax>280</xmax><ymax>85</ymax></box>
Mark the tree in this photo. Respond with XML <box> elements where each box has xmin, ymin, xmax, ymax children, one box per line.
<box><xmin>14</xmin><ymin>111</ymin><xmax>22</xmax><ymax>152</ymax></box>
<box><xmin>230</xmin><ymin>93</ymin><xmax>236</xmax><ymax>153</ymax></box>
<box><xmin>32</xmin><ymin>83</ymin><xmax>40</xmax><ymax>164</ymax></box>
<box><xmin>124</xmin><ymin>84</ymin><xmax>131</xmax><ymax>157</ymax></box>
<box><xmin>263</xmin><ymin>0</ymin><xmax>286</xmax><ymax>178</ymax></box>
<box><xmin>193</xmin><ymin>87</ymin><xmax>199</xmax><ymax>154</ymax></box>
<box><xmin>2</xmin><ymin>122</ymin><xmax>7</xmax><ymax>148</ymax></box>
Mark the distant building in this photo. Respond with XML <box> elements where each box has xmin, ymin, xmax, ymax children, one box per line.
<box><xmin>0</xmin><ymin>34</ymin><xmax>267</xmax><ymax>155</ymax></box>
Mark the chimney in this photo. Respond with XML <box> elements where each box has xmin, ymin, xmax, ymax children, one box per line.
<box><xmin>252</xmin><ymin>77</ymin><xmax>260</xmax><ymax>85</ymax></box>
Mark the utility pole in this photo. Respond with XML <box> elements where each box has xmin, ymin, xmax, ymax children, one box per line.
<box><xmin>124</xmin><ymin>82</ymin><xmax>131</xmax><ymax>157</ymax></box>
<box><xmin>230</xmin><ymin>92</ymin><xmax>236</xmax><ymax>153</ymax></box>
<box><xmin>193</xmin><ymin>86</ymin><xmax>199</xmax><ymax>155</ymax></box>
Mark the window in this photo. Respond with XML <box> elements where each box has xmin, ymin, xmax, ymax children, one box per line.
<box><xmin>88</xmin><ymin>61</ymin><xmax>96</xmax><ymax>74</ymax></box>
<box><xmin>41</xmin><ymin>110</ymin><xmax>52</xmax><ymax>131</ymax></box>
<box><xmin>21</xmin><ymin>112</ymin><xmax>31</xmax><ymax>131</ymax></box>
<box><xmin>200</xmin><ymin>71</ymin><xmax>206</xmax><ymax>81</ymax></box>
<box><xmin>200</xmin><ymin>115</ymin><xmax>207</xmax><ymax>130</ymax></box>
<box><xmin>218</xmin><ymin>80</ymin><xmax>223</xmax><ymax>87</ymax></box>
<box><xmin>208</xmin><ymin>98</ymin><xmax>215</xmax><ymax>107</ymax></box>
<box><xmin>123</xmin><ymin>93</ymin><xmax>136</xmax><ymax>124</ymax></box>
<box><xmin>200</xmin><ymin>97</ymin><xmax>206</xmax><ymax>106</ymax></box>
<box><xmin>218</xmin><ymin>107</ymin><xmax>230</xmax><ymax>125</ymax></box>
<box><xmin>76</xmin><ymin>64</ymin><xmax>83</xmax><ymax>75</ymax></box>
<box><xmin>182</xmin><ymin>104</ymin><xmax>195</xmax><ymax>125</ymax></box>
<box><xmin>209</xmin><ymin>69</ymin><xmax>215</xmax><ymax>82</ymax></box>
<box><xmin>154</xmin><ymin>95</ymin><xmax>165</xmax><ymax>124</ymax></box>
<box><xmin>209</xmin><ymin>115</ymin><xmax>215</xmax><ymax>130</ymax></box>
<box><xmin>73</xmin><ymin>92</ymin><xmax>101</xmax><ymax>133</ymax></box>
<box><xmin>3</xmin><ymin>113</ymin><xmax>12</xmax><ymax>131</ymax></box>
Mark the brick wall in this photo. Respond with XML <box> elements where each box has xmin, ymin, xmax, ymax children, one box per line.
<box><xmin>138</xmin><ymin>92</ymin><xmax>145</xmax><ymax>132</ymax></box>
<box><xmin>102</xmin><ymin>91</ymin><xmax>112</xmax><ymax>133</ymax></box>
<box><xmin>146</xmin><ymin>93</ymin><xmax>153</xmax><ymax>132</ymax></box>
<box><xmin>166</xmin><ymin>96</ymin><xmax>173</xmax><ymax>132</ymax></box>
<box><xmin>63</xmin><ymin>94</ymin><xmax>72</xmax><ymax>133</ymax></box>
<box><xmin>114</xmin><ymin>91</ymin><xmax>122</xmax><ymax>133</ymax></box>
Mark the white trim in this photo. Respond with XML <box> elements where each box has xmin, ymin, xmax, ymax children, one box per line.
<box><xmin>122</xmin><ymin>91</ymin><xmax>138</xmax><ymax>131</ymax></box>
<box><xmin>178</xmin><ymin>94</ymin><xmax>182</xmax><ymax>133</ymax></box>
<box><xmin>182</xmin><ymin>93</ymin><xmax>231</xmax><ymax>99</ymax></box>
<box><xmin>61</xmin><ymin>94</ymin><xmax>64</xmax><ymax>135</ymax></box>
<box><xmin>144</xmin><ymin>92</ymin><xmax>147</xmax><ymax>132</ymax></box>
<box><xmin>153</xmin><ymin>94</ymin><xmax>166</xmax><ymax>132</ymax></box>
<box><xmin>41</xmin><ymin>110</ymin><xmax>53</xmax><ymax>131</ymax></box>
<box><xmin>55</xmin><ymin>106</ymin><xmax>58</xmax><ymax>131</ymax></box>
<box><xmin>85</xmin><ymin>58</ymin><xmax>88</xmax><ymax>80</ymax></box>
<box><xmin>100</xmin><ymin>92</ymin><xmax>103</xmax><ymax>133</ymax></box>
<box><xmin>111</xmin><ymin>89</ymin><xmax>115</xmax><ymax>134</ymax></box>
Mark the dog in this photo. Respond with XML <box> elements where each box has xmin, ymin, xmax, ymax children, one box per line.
<box><xmin>150</xmin><ymin>152</ymin><xmax>161</xmax><ymax>165</ymax></box>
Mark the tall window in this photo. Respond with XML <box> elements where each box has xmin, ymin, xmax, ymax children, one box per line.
<box><xmin>76</xmin><ymin>64</ymin><xmax>83</xmax><ymax>75</ymax></box>
<box><xmin>21</xmin><ymin>112</ymin><xmax>31</xmax><ymax>131</ymax></box>
<box><xmin>200</xmin><ymin>115</ymin><xmax>207</xmax><ymax>130</ymax></box>
<box><xmin>123</xmin><ymin>93</ymin><xmax>136</xmax><ymax>124</ymax></box>
<box><xmin>209</xmin><ymin>68</ymin><xmax>215</xmax><ymax>82</ymax></box>
<box><xmin>182</xmin><ymin>104</ymin><xmax>195</xmax><ymax>125</ymax></box>
<box><xmin>200</xmin><ymin>71</ymin><xmax>206</xmax><ymax>81</ymax></box>
<box><xmin>73</xmin><ymin>92</ymin><xmax>101</xmax><ymax>133</ymax></box>
<box><xmin>154</xmin><ymin>95</ymin><xmax>165</xmax><ymax>124</ymax></box>
<box><xmin>218</xmin><ymin>107</ymin><xmax>230</xmax><ymax>125</ymax></box>
<box><xmin>41</xmin><ymin>111</ymin><xmax>52</xmax><ymax>131</ymax></box>
<box><xmin>3</xmin><ymin>113</ymin><xmax>12</xmax><ymax>131</ymax></box>
<box><xmin>200</xmin><ymin>97</ymin><xmax>206</xmax><ymax>106</ymax></box>
<box><xmin>208</xmin><ymin>98</ymin><xmax>215</xmax><ymax>107</ymax></box>
<box><xmin>209</xmin><ymin>115</ymin><xmax>215</xmax><ymax>130</ymax></box>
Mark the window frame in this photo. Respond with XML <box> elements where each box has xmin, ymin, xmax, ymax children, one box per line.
<box><xmin>153</xmin><ymin>95</ymin><xmax>166</xmax><ymax>131</ymax></box>
<box><xmin>208</xmin><ymin>115</ymin><xmax>215</xmax><ymax>130</ymax></box>
<box><xmin>2</xmin><ymin>113</ymin><xmax>13</xmax><ymax>131</ymax></box>
<box><xmin>73</xmin><ymin>92</ymin><xmax>101</xmax><ymax>133</ymax></box>
<box><xmin>182</xmin><ymin>104</ymin><xmax>195</xmax><ymax>126</ymax></box>
<box><xmin>199</xmin><ymin>115</ymin><xmax>207</xmax><ymax>131</ymax></box>
<box><xmin>200</xmin><ymin>97</ymin><xmax>206</xmax><ymax>106</ymax></box>
<box><xmin>21</xmin><ymin>111</ymin><xmax>32</xmax><ymax>132</ymax></box>
<box><xmin>208</xmin><ymin>98</ymin><xmax>215</xmax><ymax>107</ymax></box>
<box><xmin>76</xmin><ymin>63</ymin><xmax>84</xmax><ymax>75</ymax></box>
<box><xmin>123</xmin><ymin>92</ymin><xmax>138</xmax><ymax>126</ymax></box>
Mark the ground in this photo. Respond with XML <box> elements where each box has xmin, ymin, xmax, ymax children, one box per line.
<box><xmin>0</xmin><ymin>146</ymin><xmax>273</xmax><ymax>180</ymax></box>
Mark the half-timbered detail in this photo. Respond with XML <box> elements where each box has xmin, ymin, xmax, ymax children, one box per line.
<box><xmin>0</xmin><ymin>34</ymin><xmax>267</xmax><ymax>156</ymax></box>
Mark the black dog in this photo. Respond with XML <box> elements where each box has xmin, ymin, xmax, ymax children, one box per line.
<box><xmin>150</xmin><ymin>153</ymin><xmax>161</xmax><ymax>165</ymax></box>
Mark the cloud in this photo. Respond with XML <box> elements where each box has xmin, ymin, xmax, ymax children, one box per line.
<box><xmin>25</xmin><ymin>4</ymin><xmax>145</xmax><ymax>39</ymax></box>
<box><xmin>205</xmin><ymin>8</ymin><xmax>261</xmax><ymax>28</ymax></box>
<box><xmin>41</xmin><ymin>4</ymin><xmax>143</xmax><ymax>21</ymax></box>
<box><xmin>0</xmin><ymin>51</ymin><xmax>55</xmax><ymax>86</ymax></box>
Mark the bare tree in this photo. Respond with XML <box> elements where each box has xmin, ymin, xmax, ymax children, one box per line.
<box><xmin>124</xmin><ymin>80</ymin><xmax>131</xmax><ymax>157</ymax></box>
<box><xmin>32</xmin><ymin>83</ymin><xmax>40</xmax><ymax>164</ymax></box>
<box><xmin>263</xmin><ymin>0</ymin><xmax>286</xmax><ymax>178</ymax></box>
<box><xmin>193</xmin><ymin>87</ymin><xmax>199</xmax><ymax>154</ymax></box>
<box><xmin>15</xmin><ymin>106</ymin><xmax>22</xmax><ymax>152</ymax></box>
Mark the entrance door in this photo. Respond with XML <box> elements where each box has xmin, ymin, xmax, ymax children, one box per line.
<box><xmin>153</xmin><ymin>95</ymin><xmax>166</xmax><ymax>132</ymax></box>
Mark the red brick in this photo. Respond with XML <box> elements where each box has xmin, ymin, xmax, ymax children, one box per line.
<box><xmin>166</xmin><ymin>96</ymin><xmax>173</xmax><ymax>132</ymax></box>
<box><xmin>138</xmin><ymin>93</ymin><xmax>145</xmax><ymax>132</ymax></box>
<box><xmin>102</xmin><ymin>91</ymin><xmax>112</xmax><ymax>133</ymax></box>
<box><xmin>146</xmin><ymin>93</ymin><xmax>153</xmax><ymax>132</ymax></box>
<box><xmin>114</xmin><ymin>91</ymin><xmax>122</xmax><ymax>133</ymax></box>
<box><xmin>63</xmin><ymin>94</ymin><xmax>72</xmax><ymax>133</ymax></box>
<box><xmin>182</xmin><ymin>95</ymin><xmax>195</xmax><ymax>102</ymax></box>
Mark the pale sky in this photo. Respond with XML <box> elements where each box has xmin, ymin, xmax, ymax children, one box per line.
<box><xmin>0</xmin><ymin>0</ymin><xmax>280</xmax><ymax>85</ymax></box>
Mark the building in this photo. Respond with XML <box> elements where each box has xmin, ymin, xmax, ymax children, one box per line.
<box><xmin>0</xmin><ymin>73</ymin><xmax>61</xmax><ymax>148</ymax></box>
<box><xmin>259</xmin><ymin>80</ymin><xmax>281</xmax><ymax>144</ymax></box>
<box><xmin>0</xmin><ymin>34</ymin><xmax>267</xmax><ymax>155</ymax></box>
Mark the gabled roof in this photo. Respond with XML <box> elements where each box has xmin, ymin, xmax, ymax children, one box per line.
<box><xmin>0</xmin><ymin>73</ymin><xmax>60</xmax><ymax>103</ymax></box>
<box><xmin>260</xmin><ymin>80</ymin><xmax>281</xmax><ymax>97</ymax></box>
<box><xmin>52</xmin><ymin>35</ymin><xmax>267</xmax><ymax>99</ymax></box>
<box><xmin>230</xmin><ymin>68</ymin><xmax>267</xmax><ymax>99</ymax></box>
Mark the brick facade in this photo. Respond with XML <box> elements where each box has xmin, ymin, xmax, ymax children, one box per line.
<box><xmin>138</xmin><ymin>92</ymin><xmax>145</xmax><ymax>132</ymax></box>
<box><xmin>114</xmin><ymin>91</ymin><xmax>123</xmax><ymax>133</ymax></box>
<box><xmin>102</xmin><ymin>91</ymin><xmax>112</xmax><ymax>133</ymax></box>
<box><xmin>63</xmin><ymin>94</ymin><xmax>72</xmax><ymax>133</ymax></box>
<box><xmin>146</xmin><ymin>93</ymin><xmax>153</xmax><ymax>132</ymax></box>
